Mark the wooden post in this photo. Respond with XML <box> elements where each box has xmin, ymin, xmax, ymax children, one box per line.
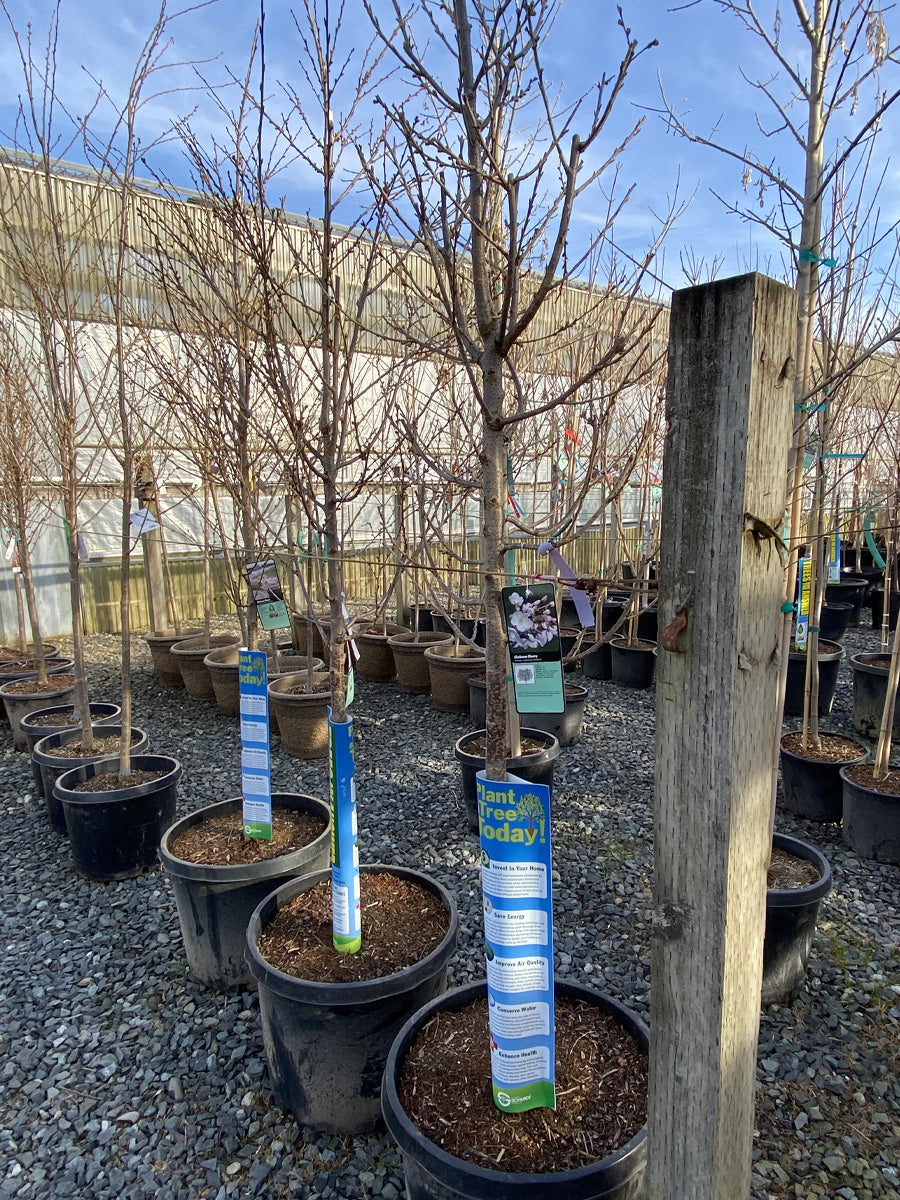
<box><xmin>649</xmin><ymin>274</ymin><xmax>796</xmax><ymax>1200</ymax></box>
<box><xmin>135</xmin><ymin>455</ymin><xmax>168</xmax><ymax>635</ymax></box>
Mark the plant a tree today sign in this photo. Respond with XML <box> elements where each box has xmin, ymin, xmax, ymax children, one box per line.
<box><xmin>239</xmin><ymin>649</ymin><xmax>272</xmax><ymax>841</ymax></box>
<box><xmin>501</xmin><ymin>583</ymin><xmax>565</xmax><ymax>714</ymax></box>
<box><xmin>477</xmin><ymin>770</ymin><xmax>556</xmax><ymax>1113</ymax></box>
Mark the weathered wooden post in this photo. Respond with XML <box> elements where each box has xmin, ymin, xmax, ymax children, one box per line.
<box><xmin>650</xmin><ymin>273</ymin><xmax>796</xmax><ymax>1199</ymax></box>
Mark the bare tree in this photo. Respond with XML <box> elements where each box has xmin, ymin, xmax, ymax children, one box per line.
<box><xmin>366</xmin><ymin>0</ymin><xmax>675</xmax><ymax>777</ymax></box>
<box><xmin>658</xmin><ymin>0</ymin><xmax>900</xmax><ymax>769</ymax></box>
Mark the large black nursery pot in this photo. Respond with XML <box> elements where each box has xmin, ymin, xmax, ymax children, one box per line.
<box><xmin>762</xmin><ymin>833</ymin><xmax>832</xmax><ymax>1007</ymax></box>
<box><xmin>22</xmin><ymin>703</ymin><xmax>121</xmax><ymax>800</ymax></box>
<box><xmin>430</xmin><ymin>611</ymin><xmax>486</xmax><ymax>647</ymax></box>
<box><xmin>245</xmin><ymin>864</ymin><xmax>458</xmax><ymax>1136</ymax></box>
<box><xmin>53</xmin><ymin>754</ymin><xmax>181</xmax><ymax>881</ymax></box>
<box><xmin>824</xmin><ymin>577</ymin><xmax>867</xmax><ymax>627</ymax></box>
<box><xmin>849</xmin><ymin>652</ymin><xmax>900</xmax><ymax>740</ymax></box>
<box><xmin>159</xmin><ymin>793</ymin><xmax>332</xmax><ymax>990</ymax></box>
<box><xmin>0</xmin><ymin>669</ymin><xmax>76</xmax><ymax>750</ymax></box>
<box><xmin>779</xmin><ymin>731</ymin><xmax>868</xmax><ymax>823</ymax></box>
<box><xmin>454</xmin><ymin>729</ymin><xmax>561</xmax><ymax>833</ymax></box>
<box><xmin>818</xmin><ymin>603</ymin><xmax>852</xmax><ymax>642</ymax></box>
<box><xmin>609</xmin><ymin>637</ymin><xmax>656</xmax><ymax>689</ymax></box>
<box><xmin>840</xmin><ymin>761</ymin><xmax>900</xmax><ymax>864</ymax></box>
<box><xmin>380</xmin><ymin>979</ymin><xmax>649</xmax><ymax>1200</ymax></box>
<box><xmin>870</xmin><ymin>585</ymin><xmax>899</xmax><ymax>632</ymax></box>
<box><xmin>32</xmin><ymin>723</ymin><xmax>149</xmax><ymax>834</ymax></box>
<box><xmin>468</xmin><ymin>678</ymin><xmax>587</xmax><ymax>747</ymax></box>
<box><xmin>784</xmin><ymin>639</ymin><xmax>843</xmax><ymax>717</ymax></box>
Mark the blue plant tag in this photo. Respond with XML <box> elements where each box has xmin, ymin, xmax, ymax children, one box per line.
<box><xmin>329</xmin><ymin>710</ymin><xmax>360</xmax><ymax>952</ymax></box>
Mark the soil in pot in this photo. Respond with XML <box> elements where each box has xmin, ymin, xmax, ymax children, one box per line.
<box><xmin>160</xmin><ymin>795</ymin><xmax>331</xmax><ymax>989</ymax></box>
<box><xmin>0</xmin><ymin>673</ymin><xmax>76</xmax><ymax>750</ymax></box>
<box><xmin>258</xmin><ymin>871</ymin><xmax>449</xmax><ymax>983</ymax></box>
<box><xmin>22</xmin><ymin>703</ymin><xmax>121</xmax><ymax>799</ymax></box>
<box><xmin>246</xmin><ymin>865</ymin><xmax>458</xmax><ymax>1135</ymax></box>
<box><xmin>397</xmin><ymin>993</ymin><xmax>647</xmax><ymax>1176</ymax></box>
<box><xmin>779</xmin><ymin>731</ymin><xmax>869</xmax><ymax>823</ymax></box>
<box><xmin>840</xmin><ymin>761</ymin><xmax>900</xmax><ymax>864</ymax></box>
<box><xmin>381</xmin><ymin>979</ymin><xmax>649</xmax><ymax>1200</ymax></box>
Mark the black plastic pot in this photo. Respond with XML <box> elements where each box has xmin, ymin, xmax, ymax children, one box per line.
<box><xmin>581</xmin><ymin>638</ymin><xmax>612</xmax><ymax>680</ymax></box>
<box><xmin>840</xmin><ymin>762</ymin><xmax>900</xmax><ymax>864</ymax></box>
<box><xmin>245</xmin><ymin>864</ymin><xmax>458</xmax><ymax>1135</ymax></box>
<box><xmin>818</xmin><ymin>603</ymin><xmax>852</xmax><ymax>642</ymax></box>
<box><xmin>22</xmin><ymin>703</ymin><xmax>121</xmax><ymax>799</ymax></box>
<box><xmin>784</xmin><ymin>640</ymin><xmax>843</xmax><ymax>717</ymax></box>
<box><xmin>159</xmin><ymin>793</ymin><xmax>332</xmax><ymax>990</ymax></box>
<box><xmin>849</xmin><ymin>652</ymin><xmax>900</xmax><ymax>740</ymax></box>
<box><xmin>467</xmin><ymin>678</ymin><xmax>587</xmax><ymax>746</ymax></box>
<box><xmin>32</xmin><ymin>724</ymin><xmax>149</xmax><ymax>834</ymax></box>
<box><xmin>454</xmin><ymin>728</ymin><xmax>561</xmax><ymax>833</ymax></box>
<box><xmin>430</xmin><ymin>611</ymin><xmax>486</xmax><ymax>647</ymax></box>
<box><xmin>763</xmin><ymin>833</ymin><xmax>832</xmax><ymax>1007</ymax></box>
<box><xmin>54</xmin><ymin>754</ymin><xmax>181</xmax><ymax>881</ymax></box>
<box><xmin>403</xmin><ymin>604</ymin><xmax>435</xmax><ymax>633</ymax></box>
<box><xmin>779</xmin><ymin>732</ymin><xmax>868</xmax><ymax>823</ymax></box>
<box><xmin>636</xmin><ymin>607</ymin><xmax>658</xmax><ymax>643</ymax></box>
<box><xmin>870</xmin><ymin>585</ymin><xmax>899</xmax><ymax>632</ymax></box>
<box><xmin>381</xmin><ymin>978</ymin><xmax>649</xmax><ymax>1200</ymax></box>
<box><xmin>824</xmin><ymin>578</ymin><xmax>867</xmax><ymax>627</ymax></box>
<box><xmin>609</xmin><ymin>638</ymin><xmax>656</xmax><ymax>689</ymax></box>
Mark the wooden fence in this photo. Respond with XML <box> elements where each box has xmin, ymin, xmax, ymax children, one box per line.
<box><xmin>80</xmin><ymin>526</ymin><xmax>648</xmax><ymax>634</ymax></box>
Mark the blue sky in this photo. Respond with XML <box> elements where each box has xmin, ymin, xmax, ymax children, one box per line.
<box><xmin>0</xmin><ymin>0</ymin><xmax>897</xmax><ymax>293</ymax></box>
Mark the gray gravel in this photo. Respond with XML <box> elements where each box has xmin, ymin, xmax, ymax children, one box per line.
<box><xmin>0</xmin><ymin>620</ymin><xmax>898</xmax><ymax>1200</ymax></box>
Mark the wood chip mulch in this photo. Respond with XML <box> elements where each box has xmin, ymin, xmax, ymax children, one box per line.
<box><xmin>397</xmin><ymin>995</ymin><xmax>647</xmax><ymax>1174</ymax></box>
<box><xmin>781</xmin><ymin>732</ymin><xmax>866</xmax><ymax>763</ymax></box>
<box><xmin>169</xmin><ymin>807</ymin><xmax>326</xmax><ymax>866</ymax></box>
<box><xmin>842</xmin><ymin>762</ymin><xmax>900</xmax><ymax>796</ymax></box>
<box><xmin>767</xmin><ymin>847</ymin><xmax>821</xmax><ymax>890</ymax></box>
<box><xmin>257</xmin><ymin>872</ymin><xmax>449</xmax><ymax>984</ymax></box>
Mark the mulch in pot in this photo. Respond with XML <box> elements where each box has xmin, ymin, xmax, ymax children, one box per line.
<box><xmin>257</xmin><ymin>872</ymin><xmax>449</xmax><ymax>984</ymax></box>
<box><xmin>842</xmin><ymin>763</ymin><xmax>900</xmax><ymax>796</ymax></box>
<box><xmin>781</xmin><ymin>732</ymin><xmax>865</xmax><ymax>763</ymax></box>
<box><xmin>2</xmin><ymin>674</ymin><xmax>75</xmax><ymax>695</ymax></box>
<box><xmin>71</xmin><ymin>768</ymin><xmax>168</xmax><ymax>793</ymax></box>
<box><xmin>41</xmin><ymin>733</ymin><xmax>140</xmax><ymax>759</ymax></box>
<box><xmin>398</xmin><ymin>995</ymin><xmax>647</xmax><ymax>1174</ymax></box>
<box><xmin>767</xmin><ymin>847</ymin><xmax>821</xmax><ymax>889</ymax></box>
<box><xmin>170</xmin><ymin>807</ymin><xmax>327</xmax><ymax>866</ymax></box>
<box><xmin>462</xmin><ymin>734</ymin><xmax>549</xmax><ymax>757</ymax></box>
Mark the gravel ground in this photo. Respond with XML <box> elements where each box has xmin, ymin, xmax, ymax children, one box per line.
<box><xmin>0</xmin><ymin>619</ymin><xmax>898</xmax><ymax>1200</ymax></box>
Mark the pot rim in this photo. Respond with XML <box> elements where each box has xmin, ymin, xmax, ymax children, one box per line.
<box><xmin>380</xmin><ymin>978</ymin><xmax>648</xmax><ymax>1198</ymax></box>
<box><xmin>779</xmin><ymin>730</ymin><xmax>869</xmax><ymax>766</ymax></box>
<box><xmin>53</xmin><ymin>754</ymin><xmax>182</xmax><ymax>807</ymax></box>
<box><xmin>159</xmin><ymin>793</ymin><xmax>331</xmax><ymax>883</ymax></box>
<box><xmin>245</xmin><ymin>863</ymin><xmax>459</xmax><ymax>1005</ymax></box>
<box><xmin>768</xmin><ymin>832</ymin><xmax>832</xmax><ymax>906</ymax></box>
<box><xmin>454</xmin><ymin>727</ymin><xmax>561</xmax><ymax>768</ymax></box>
